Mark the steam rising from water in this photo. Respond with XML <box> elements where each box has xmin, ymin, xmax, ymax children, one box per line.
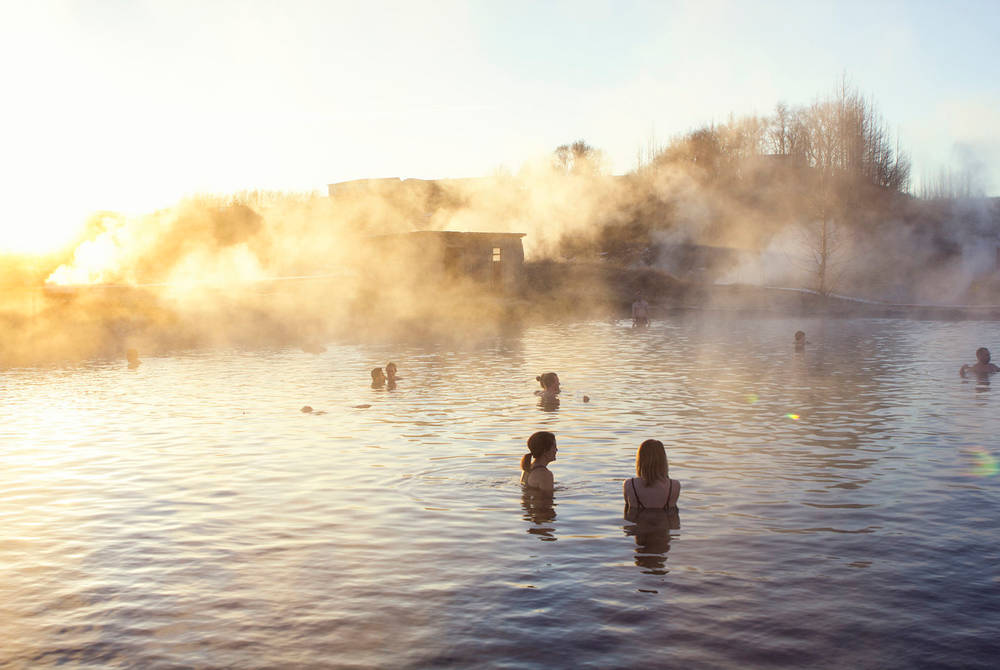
<box><xmin>0</xmin><ymin>169</ymin><xmax>638</xmax><ymax>366</ymax></box>
<box><xmin>2</xmin><ymin>148</ymin><xmax>998</xmax><ymax>367</ymax></box>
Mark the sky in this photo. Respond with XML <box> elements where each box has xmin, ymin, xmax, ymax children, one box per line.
<box><xmin>1</xmin><ymin>0</ymin><xmax>998</xmax><ymax>252</ymax></box>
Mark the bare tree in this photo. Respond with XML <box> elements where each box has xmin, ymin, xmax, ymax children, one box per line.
<box><xmin>768</xmin><ymin>102</ymin><xmax>793</xmax><ymax>156</ymax></box>
<box><xmin>553</xmin><ymin>140</ymin><xmax>605</xmax><ymax>175</ymax></box>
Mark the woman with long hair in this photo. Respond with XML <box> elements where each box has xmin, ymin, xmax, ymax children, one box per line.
<box><xmin>623</xmin><ymin>439</ymin><xmax>680</xmax><ymax>511</ymax></box>
<box><xmin>534</xmin><ymin>372</ymin><xmax>560</xmax><ymax>395</ymax></box>
<box><xmin>520</xmin><ymin>431</ymin><xmax>558</xmax><ymax>493</ymax></box>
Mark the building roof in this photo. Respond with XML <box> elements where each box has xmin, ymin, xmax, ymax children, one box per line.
<box><xmin>367</xmin><ymin>231</ymin><xmax>525</xmax><ymax>240</ymax></box>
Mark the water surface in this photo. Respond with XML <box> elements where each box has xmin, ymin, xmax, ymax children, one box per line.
<box><xmin>2</xmin><ymin>316</ymin><xmax>999</xmax><ymax>668</ymax></box>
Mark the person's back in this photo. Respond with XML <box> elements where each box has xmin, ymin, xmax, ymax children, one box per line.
<box><xmin>624</xmin><ymin>475</ymin><xmax>680</xmax><ymax>510</ymax></box>
<box><xmin>521</xmin><ymin>464</ymin><xmax>554</xmax><ymax>491</ymax></box>
<box><xmin>623</xmin><ymin>439</ymin><xmax>680</xmax><ymax>510</ymax></box>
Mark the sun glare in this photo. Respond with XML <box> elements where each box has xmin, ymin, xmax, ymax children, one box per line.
<box><xmin>0</xmin><ymin>204</ymin><xmax>86</xmax><ymax>255</ymax></box>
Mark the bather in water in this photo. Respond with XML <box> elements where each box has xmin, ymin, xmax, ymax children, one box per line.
<box><xmin>794</xmin><ymin>330</ymin><xmax>807</xmax><ymax>351</ymax></box>
<box><xmin>960</xmin><ymin>347</ymin><xmax>1000</xmax><ymax>377</ymax></box>
<box><xmin>534</xmin><ymin>372</ymin><xmax>560</xmax><ymax>398</ymax></box>
<box><xmin>534</xmin><ymin>372</ymin><xmax>561</xmax><ymax>411</ymax></box>
<box><xmin>623</xmin><ymin>439</ymin><xmax>680</xmax><ymax>512</ymax></box>
<box><xmin>520</xmin><ymin>431</ymin><xmax>558</xmax><ymax>494</ymax></box>
<box><xmin>386</xmin><ymin>362</ymin><xmax>398</xmax><ymax>389</ymax></box>
<box><xmin>371</xmin><ymin>367</ymin><xmax>386</xmax><ymax>388</ymax></box>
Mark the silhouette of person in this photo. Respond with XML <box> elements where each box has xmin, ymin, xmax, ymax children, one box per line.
<box><xmin>960</xmin><ymin>347</ymin><xmax>1000</xmax><ymax>377</ymax></box>
<box><xmin>386</xmin><ymin>362</ymin><xmax>398</xmax><ymax>389</ymax></box>
<box><xmin>632</xmin><ymin>292</ymin><xmax>650</xmax><ymax>328</ymax></box>
<box><xmin>534</xmin><ymin>372</ymin><xmax>560</xmax><ymax>411</ymax></box>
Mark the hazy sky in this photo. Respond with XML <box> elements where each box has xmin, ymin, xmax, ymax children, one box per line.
<box><xmin>1</xmin><ymin>0</ymin><xmax>998</xmax><ymax>251</ymax></box>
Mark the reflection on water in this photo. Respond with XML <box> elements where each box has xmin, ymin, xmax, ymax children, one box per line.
<box><xmin>2</xmin><ymin>316</ymin><xmax>1000</xmax><ymax>668</ymax></box>
<box><xmin>623</xmin><ymin>507</ymin><xmax>680</xmax><ymax>575</ymax></box>
<box><xmin>521</xmin><ymin>490</ymin><xmax>557</xmax><ymax>541</ymax></box>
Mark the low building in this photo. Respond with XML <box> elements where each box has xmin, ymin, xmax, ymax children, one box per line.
<box><xmin>366</xmin><ymin>231</ymin><xmax>526</xmax><ymax>291</ymax></box>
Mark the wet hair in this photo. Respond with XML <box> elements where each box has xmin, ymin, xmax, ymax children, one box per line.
<box><xmin>635</xmin><ymin>439</ymin><xmax>668</xmax><ymax>486</ymax></box>
<box><xmin>976</xmin><ymin>347</ymin><xmax>991</xmax><ymax>364</ymax></box>
<box><xmin>536</xmin><ymin>372</ymin><xmax>559</xmax><ymax>390</ymax></box>
<box><xmin>386</xmin><ymin>362</ymin><xmax>398</xmax><ymax>377</ymax></box>
<box><xmin>521</xmin><ymin>431</ymin><xmax>556</xmax><ymax>471</ymax></box>
<box><xmin>371</xmin><ymin>367</ymin><xmax>385</xmax><ymax>381</ymax></box>
<box><xmin>794</xmin><ymin>331</ymin><xmax>805</xmax><ymax>342</ymax></box>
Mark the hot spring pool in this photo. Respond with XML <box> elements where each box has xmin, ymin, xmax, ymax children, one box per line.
<box><xmin>2</xmin><ymin>315</ymin><xmax>998</xmax><ymax>668</ymax></box>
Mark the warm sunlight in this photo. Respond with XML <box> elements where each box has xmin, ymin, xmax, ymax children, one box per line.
<box><xmin>0</xmin><ymin>202</ymin><xmax>86</xmax><ymax>255</ymax></box>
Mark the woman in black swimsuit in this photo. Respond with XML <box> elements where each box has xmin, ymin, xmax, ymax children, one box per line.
<box><xmin>520</xmin><ymin>431</ymin><xmax>558</xmax><ymax>494</ymax></box>
<box><xmin>623</xmin><ymin>439</ymin><xmax>680</xmax><ymax>511</ymax></box>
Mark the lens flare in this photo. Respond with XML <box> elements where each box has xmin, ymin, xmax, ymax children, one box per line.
<box><xmin>786</xmin><ymin>413</ymin><xmax>800</xmax><ymax>420</ymax></box>
<box><xmin>963</xmin><ymin>447</ymin><xmax>998</xmax><ymax>477</ymax></box>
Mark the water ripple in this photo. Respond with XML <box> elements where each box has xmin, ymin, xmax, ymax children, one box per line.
<box><xmin>2</xmin><ymin>316</ymin><xmax>1000</xmax><ymax>667</ymax></box>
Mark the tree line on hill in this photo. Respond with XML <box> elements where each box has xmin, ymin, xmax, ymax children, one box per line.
<box><xmin>551</xmin><ymin>78</ymin><xmax>998</xmax><ymax>302</ymax></box>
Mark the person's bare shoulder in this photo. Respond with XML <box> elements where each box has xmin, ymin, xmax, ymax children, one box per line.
<box><xmin>525</xmin><ymin>468</ymin><xmax>554</xmax><ymax>493</ymax></box>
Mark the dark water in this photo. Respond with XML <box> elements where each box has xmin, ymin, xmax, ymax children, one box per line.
<box><xmin>2</xmin><ymin>316</ymin><xmax>999</xmax><ymax>668</ymax></box>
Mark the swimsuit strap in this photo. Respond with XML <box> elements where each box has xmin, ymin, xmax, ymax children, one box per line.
<box><xmin>629</xmin><ymin>478</ymin><xmax>646</xmax><ymax>510</ymax></box>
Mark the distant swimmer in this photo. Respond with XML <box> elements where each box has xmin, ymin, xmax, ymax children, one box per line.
<box><xmin>386</xmin><ymin>361</ymin><xmax>399</xmax><ymax>389</ymax></box>
<box><xmin>301</xmin><ymin>405</ymin><xmax>327</xmax><ymax>415</ymax></box>
<box><xmin>632</xmin><ymin>292</ymin><xmax>650</xmax><ymax>328</ymax></box>
<box><xmin>371</xmin><ymin>367</ymin><xmax>386</xmax><ymax>388</ymax></box>
<box><xmin>535</xmin><ymin>372</ymin><xmax>560</xmax><ymax>398</ymax></box>
<box><xmin>794</xmin><ymin>330</ymin><xmax>807</xmax><ymax>351</ymax></box>
<box><xmin>960</xmin><ymin>347</ymin><xmax>1000</xmax><ymax>377</ymax></box>
<box><xmin>520</xmin><ymin>431</ymin><xmax>558</xmax><ymax>494</ymax></box>
<box><xmin>126</xmin><ymin>348</ymin><xmax>140</xmax><ymax>369</ymax></box>
<box><xmin>624</xmin><ymin>439</ymin><xmax>681</xmax><ymax>512</ymax></box>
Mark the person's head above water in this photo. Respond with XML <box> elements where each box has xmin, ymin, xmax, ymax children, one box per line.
<box><xmin>977</xmin><ymin>347</ymin><xmax>991</xmax><ymax>364</ymax></box>
<box><xmin>635</xmin><ymin>439</ymin><xmax>669</xmax><ymax>486</ymax></box>
<box><xmin>371</xmin><ymin>367</ymin><xmax>385</xmax><ymax>386</ymax></box>
<box><xmin>521</xmin><ymin>431</ymin><xmax>557</xmax><ymax>471</ymax></box>
<box><xmin>386</xmin><ymin>362</ymin><xmax>398</xmax><ymax>379</ymax></box>
<box><xmin>536</xmin><ymin>372</ymin><xmax>560</xmax><ymax>393</ymax></box>
<box><xmin>794</xmin><ymin>330</ymin><xmax>806</xmax><ymax>343</ymax></box>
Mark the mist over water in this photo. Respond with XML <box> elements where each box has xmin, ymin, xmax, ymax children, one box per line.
<box><xmin>3</xmin><ymin>173</ymin><xmax>999</xmax><ymax>369</ymax></box>
<box><xmin>3</xmin><ymin>79</ymin><xmax>1000</xmax><ymax>371</ymax></box>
